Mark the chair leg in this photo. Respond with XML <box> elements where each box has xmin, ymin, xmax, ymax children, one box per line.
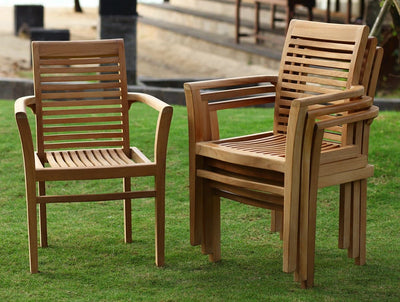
<box><xmin>340</xmin><ymin>180</ymin><xmax>367</xmax><ymax>265</ymax></box>
<box><xmin>26</xmin><ymin>181</ymin><xmax>38</xmax><ymax>273</ymax></box>
<box><xmin>254</xmin><ymin>2</ymin><xmax>261</xmax><ymax>44</ymax></box>
<box><xmin>270</xmin><ymin>210</ymin><xmax>283</xmax><ymax>240</ymax></box>
<box><xmin>235</xmin><ymin>0</ymin><xmax>241</xmax><ymax>43</ymax></box>
<box><xmin>190</xmin><ymin>157</ymin><xmax>204</xmax><ymax>246</ymax></box>
<box><xmin>155</xmin><ymin>175</ymin><xmax>165</xmax><ymax>267</ymax></box>
<box><xmin>339</xmin><ymin>183</ymin><xmax>351</xmax><ymax>249</ymax></box>
<box><xmin>203</xmin><ymin>181</ymin><xmax>221</xmax><ymax>262</ymax></box>
<box><xmin>271</xmin><ymin>4</ymin><xmax>276</xmax><ymax>30</ymax></box>
<box><xmin>38</xmin><ymin>181</ymin><xmax>47</xmax><ymax>248</ymax></box>
<box><xmin>356</xmin><ymin>179</ymin><xmax>367</xmax><ymax>266</ymax></box>
<box><xmin>348</xmin><ymin>181</ymin><xmax>361</xmax><ymax>259</ymax></box>
<box><xmin>124</xmin><ymin>177</ymin><xmax>132</xmax><ymax>244</ymax></box>
<box><xmin>209</xmin><ymin>191</ymin><xmax>221</xmax><ymax>262</ymax></box>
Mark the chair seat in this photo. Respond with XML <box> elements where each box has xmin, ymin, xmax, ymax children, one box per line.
<box><xmin>197</xmin><ymin>133</ymin><xmax>340</xmax><ymax>172</ymax></box>
<box><xmin>45</xmin><ymin>148</ymin><xmax>141</xmax><ymax>168</ymax></box>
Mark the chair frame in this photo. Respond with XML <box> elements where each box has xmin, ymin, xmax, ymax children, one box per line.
<box><xmin>185</xmin><ymin>20</ymin><xmax>381</xmax><ymax>288</ymax></box>
<box><xmin>15</xmin><ymin>39</ymin><xmax>173</xmax><ymax>273</ymax></box>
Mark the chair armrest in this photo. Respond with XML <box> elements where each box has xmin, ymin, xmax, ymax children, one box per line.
<box><xmin>127</xmin><ymin>92</ymin><xmax>173</xmax><ymax>164</ymax></box>
<box><xmin>184</xmin><ymin>75</ymin><xmax>278</xmax><ymax>91</ymax></box>
<box><xmin>315</xmin><ymin>104</ymin><xmax>379</xmax><ymax>130</ymax></box>
<box><xmin>15</xmin><ymin>96</ymin><xmax>36</xmax><ymax>116</ymax></box>
<box><xmin>293</xmin><ymin>85</ymin><xmax>365</xmax><ymax>108</ymax></box>
<box><xmin>15</xmin><ymin>96</ymin><xmax>37</xmax><ymax>173</ymax></box>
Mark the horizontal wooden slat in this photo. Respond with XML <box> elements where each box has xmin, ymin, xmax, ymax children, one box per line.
<box><xmin>40</xmin><ymin>73</ymin><xmax>121</xmax><ymax>82</ymax></box>
<box><xmin>42</xmin><ymin>99</ymin><xmax>122</xmax><ymax>108</ymax></box>
<box><xmin>320</xmin><ymin>145</ymin><xmax>357</xmax><ymax>164</ymax></box>
<box><xmin>41</xmin><ymin>82</ymin><xmax>121</xmax><ymax>92</ymax></box>
<box><xmin>281</xmin><ymin>82</ymin><xmax>338</xmax><ymax>95</ymax></box>
<box><xmin>279</xmin><ymin>90</ymin><xmax>312</xmax><ymax>100</ymax></box>
<box><xmin>36</xmin><ymin>39</ymin><xmax>120</xmax><ymax>57</ymax></box>
<box><xmin>323</xmin><ymin>132</ymin><xmax>342</xmax><ymax>142</ymax></box>
<box><xmin>288</xmin><ymin>38</ymin><xmax>356</xmax><ymax>52</ymax></box>
<box><xmin>318</xmin><ymin>165</ymin><xmax>374</xmax><ymax>188</ymax></box>
<box><xmin>39</xmin><ymin>56</ymin><xmax>119</xmax><ymax>66</ymax></box>
<box><xmin>44</xmin><ymin>140</ymin><xmax>123</xmax><ymax>150</ymax></box>
<box><xmin>43</xmin><ymin>124</ymin><xmax>123</xmax><ymax>133</ymax></box>
<box><xmin>43</xmin><ymin>116</ymin><xmax>122</xmax><ymax>124</ymax></box>
<box><xmin>208</xmin><ymin>95</ymin><xmax>275</xmax><ymax>111</ymax></box>
<box><xmin>287</xmin><ymin>47</ymin><xmax>353</xmax><ymax>61</ymax></box>
<box><xmin>284</xmin><ymin>55</ymin><xmax>351</xmax><ymax>70</ymax></box>
<box><xmin>43</xmin><ymin>107</ymin><xmax>122</xmax><ymax>116</ymax></box>
<box><xmin>319</xmin><ymin>155</ymin><xmax>368</xmax><ymax>177</ymax></box>
<box><xmin>201</xmin><ymin>85</ymin><xmax>275</xmax><ymax>102</ymax></box>
<box><xmin>44</xmin><ymin>132</ymin><xmax>123</xmax><ymax>141</ymax></box>
<box><xmin>36</xmin><ymin>191</ymin><xmax>155</xmax><ymax>203</ymax></box>
<box><xmin>283</xmin><ymin>64</ymin><xmax>350</xmax><ymax>79</ymax></box>
<box><xmin>41</xmin><ymin>90</ymin><xmax>121</xmax><ymax>100</ymax></box>
<box><xmin>282</xmin><ymin>73</ymin><xmax>347</xmax><ymax>88</ymax></box>
<box><xmin>40</xmin><ymin>65</ymin><xmax>120</xmax><ymax>74</ymax></box>
<box><xmin>197</xmin><ymin>169</ymin><xmax>285</xmax><ymax>195</ymax></box>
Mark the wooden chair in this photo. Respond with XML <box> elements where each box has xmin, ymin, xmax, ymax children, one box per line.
<box><xmin>15</xmin><ymin>39</ymin><xmax>173</xmax><ymax>273</ymax></box>
<box><xmin>184</xmin><ymin>20</ymin><xmax>379</xmax><ymax>287</ymax></box>
<box><xmin>235</xmin><ymin>0</ymin><xmax>314</xmax><ymax>43</ymax></box>
<box><xmin>295</xmin><ymin>37</ymin><xmax>383</xmax><ymax>287</ymax></box>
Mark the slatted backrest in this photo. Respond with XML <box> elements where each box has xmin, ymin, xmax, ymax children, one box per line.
<box><xmin>32</xmin><ymin>39</ymin><xmax>129</xmax><ymax>160</ymax></box>
<box><xmin>274</xmin><ymin>20</ymin><xmax>369</xmax><ymax>143</ymax></box>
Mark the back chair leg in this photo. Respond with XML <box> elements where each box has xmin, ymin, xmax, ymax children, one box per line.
<box><xmin>270</xmin><ymin>210</ymin><xmax>283</xmax><ymax>239</ymax></box>
<box><xmin>209</xmin><ymin>190</ymin><xmax>221</xmax><ymax>263</ymax></box>
<box><xmin>124</xmin><ymin>177</ymin><xmax>132</xmax><ymax>244</ymax></box>
<box><xmin>357</xmin><ymin>179</ymin><xmax>367</xmax><ymax>265</ymax></box>
<box><xmin>339</xmin><ymin>183</ymin><xmax>352</xmax><ymax>249</ymax></box>
<box><xmin>340</xmin><ymin>180</ymin><xmax>367</xmax><ymax>265</ymax></box>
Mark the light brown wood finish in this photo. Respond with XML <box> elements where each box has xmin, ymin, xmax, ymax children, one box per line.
<box><xmin>185</xmin><ymin>20</ymin><xmax>381</xmax><ymax>288</ymax></box>
<box><xmin>15</xmin><ymin>39</ymin><xmax>173</xmax><ymax>273</ymax></box>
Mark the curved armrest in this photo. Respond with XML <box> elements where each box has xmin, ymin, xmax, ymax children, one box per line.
<box><xmin>127</xmin><ymin>92</ymin><xmax>173</xmax><ymax>164</ymax></box>
<box><xmin>15</xmin><ymin>96</ymin><xmax>36</xmax><ymax>116</ymax></box>
<box><xmin>315</xmin><ymin>104</ymin><xmax>379</xmax><ymax>130</ymax></box>
<box><xmin>15</xmin><ymin>96</ymin><xmax>37</xmax><ymax>174</ymax></box>
<box><xmin>184</xmin><ymin>75</ymin><xmax>278</xmax><ymax>90</ymax></box>
<box><xmin>293</xmin><ymin>85</ymin><xmax>365</xmax><ymax>108</ymax></box>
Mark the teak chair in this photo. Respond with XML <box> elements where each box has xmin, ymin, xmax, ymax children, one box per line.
<box><xmin>15</xmin><ymin>39</ymin><xmax>173</xmax><ymax>273</ymax></box>
<box><xmin>184</xmin><ymin>20</ymin><xmax>380</xmax><ymax>288</ymax></box>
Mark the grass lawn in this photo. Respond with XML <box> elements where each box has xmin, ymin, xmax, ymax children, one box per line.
<box><xmin>0</xmin><ymin>100</ymin><xmax>399</xmax><ymax>301</ymax></box>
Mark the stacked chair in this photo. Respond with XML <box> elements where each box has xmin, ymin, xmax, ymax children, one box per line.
<box><xmin>184</xmin><ymin>20</ymin><xmax>382</xmax><ymax>288</ymax></box>
<box><xmin>15</xmin><ymin>39</ymin><xmax>173</xmax><ymax>273</ymax></box>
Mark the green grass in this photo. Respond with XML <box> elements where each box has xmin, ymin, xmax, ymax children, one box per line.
<box><xmin>1</xmin><ymin>100</ymin><xmax>399</xmax><ymax>301</ymax></box>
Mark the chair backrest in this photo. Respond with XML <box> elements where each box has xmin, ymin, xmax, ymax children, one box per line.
<box><xmin>360</xmin><ymin>37</ymin><xmax>383</xmax><ymax>98</ymax></box>
<box><xmin>274</xmin><ymin>20</ymin><xmax>369</xmax><ymax>140</ymax></box>
<box><xmin>32</xmin><ymin>39</ymin><xmax>130</xmax><ymax>161</ymax></box>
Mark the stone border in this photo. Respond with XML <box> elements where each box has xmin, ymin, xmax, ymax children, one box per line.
<box><xmin>1</xmin><ymin>77</ymin><xmax>398</xmax><ymax>110</ymax></box>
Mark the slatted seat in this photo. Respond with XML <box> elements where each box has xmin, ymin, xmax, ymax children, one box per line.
<box><xmin>15</xmin><ymin>39</ymin><xmax>173</xmax><ymax>273</ymax></box>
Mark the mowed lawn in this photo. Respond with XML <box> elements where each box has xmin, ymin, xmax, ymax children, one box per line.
<box><xmin>0</xmin><ymin>99</ymin><xmax>399</xmax><ymax>301</ymax></box>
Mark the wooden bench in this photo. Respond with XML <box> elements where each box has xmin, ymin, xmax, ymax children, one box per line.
<box><xmin>235</xmin><ymin>0</ymin><xmax>314</xmax><ymax>43</ymax></box>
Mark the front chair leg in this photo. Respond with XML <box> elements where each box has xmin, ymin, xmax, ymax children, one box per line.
<box><xmin>123</xmin><ymin>177</ymin><xmax>132</xmax><ymax>244</ymax></box>
<box><xmin>39</xmin><ymin>181</ymin><xmax>47</xmax><ymax>248</ymax></box>
<box><xmin>155</xmin><ymin>175</ymin><xmax>165</xmax><ymax>267</ymax></box>
<box><xmin>27</xmin><ymin>181</ymin><xmax>39</xmax><ymax>273</ymax></box>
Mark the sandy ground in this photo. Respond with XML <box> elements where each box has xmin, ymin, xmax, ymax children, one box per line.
<box><xmin>0</xmin><ymin>6</ymin><xmax>276</xmax><ymax>80</ymax></box>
